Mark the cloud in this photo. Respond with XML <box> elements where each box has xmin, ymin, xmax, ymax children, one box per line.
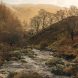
<box><xmin>3</xmin><ymin>0</ymin><xmax>24</xmax><ymax>4</ymax></box>
<box><xmin>56</xmin><ymin>0</ymin><xmax>78</xmax><ymax>7</ymax></box>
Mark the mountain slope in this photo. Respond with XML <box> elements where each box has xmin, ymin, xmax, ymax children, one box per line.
<box><xmin>28</xmin><ymin>16</ymin><xmax>78</xmax><ymax>51</ymax></box>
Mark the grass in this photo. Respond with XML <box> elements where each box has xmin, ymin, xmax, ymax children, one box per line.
<box><xmin>8</xmin><ymin>71</ymin><xmax>44</xmax><ymax>78</ymax></box>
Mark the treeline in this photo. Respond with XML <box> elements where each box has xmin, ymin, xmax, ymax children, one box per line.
<box><xmin>30</xmin><ymin>6</ymin><xmax>78</xmax><ymax>33</ymax></box>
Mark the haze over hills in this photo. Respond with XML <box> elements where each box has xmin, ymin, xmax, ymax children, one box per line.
<box><xmin>10</xmin><ymin>4</ymin><xmax>62</xmax><ymax>24</ymax></box>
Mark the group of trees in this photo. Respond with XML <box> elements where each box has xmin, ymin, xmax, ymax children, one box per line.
<box><xmin>0</xmin><ymin>2</ymin><xmax>28</xmax><ymax>65</ymax></box>
<box><xmin>0</xmin><ymin>3</ymin><xmax>23</xmax><ymax>46</ymax></box>
<box><xmin>30</xmin><ymin>6</ymin><xmax>78</xmax><ymax>34</ymax></box>
<box><xmin>30</xmin><ymin>6</ymin><xmax>78</xmax><ymax>41</ymax></box>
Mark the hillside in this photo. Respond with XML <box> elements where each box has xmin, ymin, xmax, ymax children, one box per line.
<box><xmin>28</xmin><ymin>16</ymin><xmax>78</xmax><ymax>53</ymax></box>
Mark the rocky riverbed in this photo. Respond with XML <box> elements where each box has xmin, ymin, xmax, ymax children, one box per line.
<box><xmin>0</xmin><ymin>48</ymin><xmax>77</xmax><ymax>78</ymax></box>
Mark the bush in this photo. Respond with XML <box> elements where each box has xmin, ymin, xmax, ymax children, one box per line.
<box><xmin>40</xmin><ymin>42</ymin><xmax>48</xmax><ymax>50</ymax></box>
<box><xmin>73</xmin><ymin>57</ymin><xmax>78</xmax><ymax>63</ymax></box>
<box><xmin>9</xmin><ymin>51</ymin><xmax>22</xmax><ymax>61</ymax></box>
<box><xmin>22</xmin><ymin>48</ymin><xmax>36</xmax><ymax>58</ymax></box>
<box><xmin>8</xmin><ymin>71</ymin><xmax>44</xmax><ymax>78</ymax></box>
<box><xmin>0</xmin><ymin>43</ymin><xmax>12</xmax><ymax>62</ymax></box>
<box><xmin>45</xmin><ymin>57</ymin><xmax>64</xmax><ymax>67</ymax></box>
<box><xmin>0</xmin><ymin>56</ymin><xmax>4</xmax><ymax>66</ymax></box>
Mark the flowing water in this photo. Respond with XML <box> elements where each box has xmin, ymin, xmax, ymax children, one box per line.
<box><xmin>0</xmin><ymin>49</ymin><xmax>73</xmax><ymax>78</ymax></box>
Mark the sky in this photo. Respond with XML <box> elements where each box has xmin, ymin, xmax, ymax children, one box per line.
<box><xmin>2</xmin><ymin>0</ymin><xmax>78</xmax><ymax>7</ymax></box>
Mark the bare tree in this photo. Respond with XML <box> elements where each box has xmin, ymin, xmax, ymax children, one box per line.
<box><xmin>31</xmin><ymin>16</ymin><xmax>40</xmax><ymax>33</ymax></box>
<box><xmin>55</xmin><ymin>10</ymin><xmax>65</xmax><ymax>21</ymax></box>
<box><xmin>68</xmin><ymin>6</ymin><xmax>78</xmax><ymax>16</ymax></box>
<box><xmin>66</xmin><ymin>17</ymin><xmax>77</xmax><ymax>41</ymax></box>
<box><xmin>46</xmin><ymin>12</ymin><xmax>54</xmax><ymax>26</ymax></box>
<box><xmin>39</xmin><ymin>9</ymin><xmax>48</xmax><ymax>29</ymax></box>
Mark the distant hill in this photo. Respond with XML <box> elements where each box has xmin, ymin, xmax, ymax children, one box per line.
<box><xmin>5</xmin><ymin>4</ymin><xmax>63</xmax><ymax>31</ymax></box>
<box><xmin>10</xmin><ymin>4</ymin><xmax>61</xmax><ymax>23</ymax></box>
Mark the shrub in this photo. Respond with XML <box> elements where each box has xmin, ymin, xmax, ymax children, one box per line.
<box><xmin>0</xmin><ymin>43</ymin><xmax>11</xmax><ymax>62</ymax></box>
<box><xmin>0</xmin><ymin>56</ymin><xmax>4</xmax><ymax>66</ymax></box>
<box><xmin>73</xmin><ymin>57</ymin><xmax>78</xmax><ymax>63</ymax></box>
<box><xmin>40</xmin><ymin>42</ymin><xmax>48</xmax><ymax>50</ymax></box>
<box><xmin>45</xmin><ymin>57</ymin><xmax>64</xmax><ymax>67</ymax></box>
<box><xmin>8</xmin><ymin>71</ymin><xmax>44</xmax><ymax>78</ymax></box>
<box><xmin>22</xmin><ymin>48</ymin><xmax>36</xmax><ymax>58</ymax></box>
<box><xmin>9</xmin><ymin>51</ymin><xmax>22</xmax><ymax>61</ymax></box>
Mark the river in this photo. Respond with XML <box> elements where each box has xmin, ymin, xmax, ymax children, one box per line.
<box><xmin>0</xmin><ymin>49</ymin><xmax>73</xmax><ymax>78</ymax></box>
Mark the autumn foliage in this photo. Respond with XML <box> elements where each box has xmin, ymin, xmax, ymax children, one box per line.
<box><xmin>0</xmin><ymin>3</ymin><xmax>23</xmax><ymax>46</ymax></box>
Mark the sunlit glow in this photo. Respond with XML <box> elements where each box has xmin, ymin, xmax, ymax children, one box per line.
<box><xmin>2</xmin><ymin>0</ymin><xmax>78</xmax><ymax>7</ymax></box>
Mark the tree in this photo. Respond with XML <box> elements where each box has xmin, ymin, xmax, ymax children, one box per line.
<box><xmin>30</xmin><ymin>9</ymin><xmax>54</xmax><ymax>32</ymax></box>
<box><xmin>39</xmin><ymin>9</ymin><xmax>48</xmax><ymax>29</ymax></box>
<box><xmin>55</xmin><ymin>10</ymin><xmax>65</xmax><ymax>21</ymax></box>
<box><xmin>68</xmin><ymin>6</ymin><xmax>78</xmax><ymax>16</ymax></box>
<box><xmin>43</xmin><ymin>12</ymin><xmax>55</xmax><ymax>26</ymax></box>
<box><xmin>31</xmin><ymin>16</ymin><xmax>40</xmax><ymax>33</ymax></box>
<box><xmin>66</xmin><ymin>17</ymin><xmax>77</xmax><ymax>41</ymax></box>
<box><xmin>0</xmin><ymin>3</ymin><xmax>23</xmax><ymax>46</ymax></box>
